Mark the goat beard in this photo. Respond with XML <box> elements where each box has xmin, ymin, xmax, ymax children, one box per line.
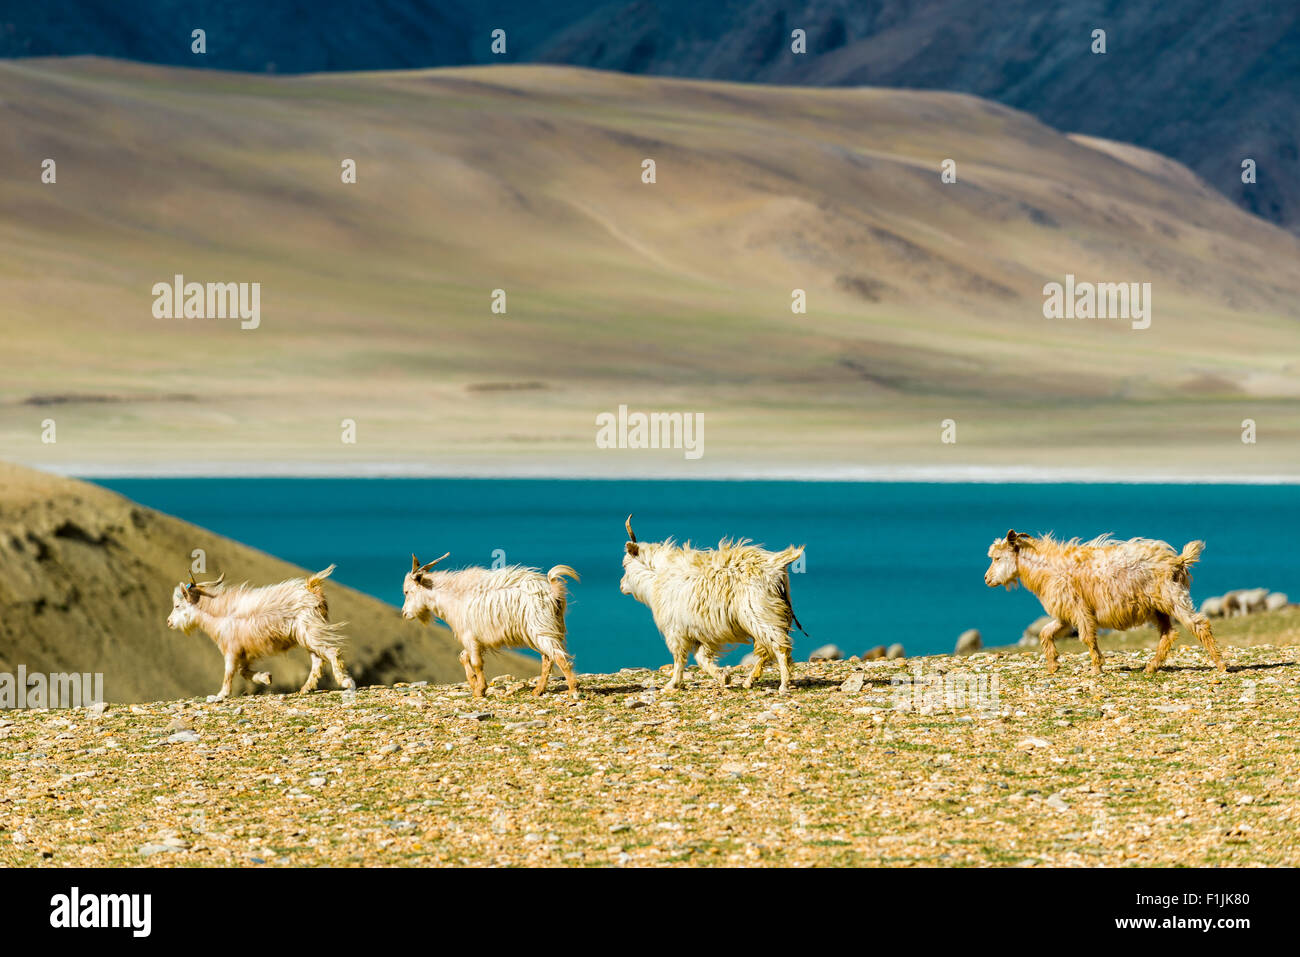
<box><xmin>1002</xmin><ymin>579</ymin><xmax>1020</xmax><ymax>591</ymax></box>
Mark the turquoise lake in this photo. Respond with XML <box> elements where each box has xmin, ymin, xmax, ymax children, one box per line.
<box><xmin>95</xmin><ymin>479</ymin><xmax>1297</xmax><ymax>673</ymax></box>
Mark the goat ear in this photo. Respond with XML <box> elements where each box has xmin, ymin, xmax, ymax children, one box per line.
<box><xmin>411</xmin><ymin>553</ymin><xmax>420</xmax><ymax>574</ymax></box>
<box><xmin>625</xmin><ymin>541</ymin><xmax>640</xmax><ymax>557</ymax></box>
<box><xmin>1005</xmin><ymin>529</ymin><xmax>1017</xmax><ymax>543</ymax></box>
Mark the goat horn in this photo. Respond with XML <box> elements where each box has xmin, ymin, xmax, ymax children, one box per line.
<box><xmin>625</xmin><ymin>514</ymin><xmax>637</xmax><ymax>543</ymax></box>
<box><xmin>419</xmin><ymin>551</ymin><xmax>450</xmax><ymax>572</ymax></box>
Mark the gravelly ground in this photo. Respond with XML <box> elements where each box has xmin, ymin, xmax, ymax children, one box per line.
<box><xmin>2</xmin><ymin>641</ymin><xmax>1297</xmax><ymax>867</ymax></box>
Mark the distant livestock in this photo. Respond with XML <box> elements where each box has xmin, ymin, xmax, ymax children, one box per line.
<box><xmin>166</xmin><ymin>565</ymin><xmax>354</xmax><ymax>700</ymax></box>
<box><xmin>1203</xmin><ymin>589</ymin><xmax>1288</xmax><ymax>617</ymax></box>
<box><xmin>402</xmin><ymin>553</ymin><xmax>580</xmax><ymax>698</ymax></box>
<box><xmin>620</xmin><ymin>515</ymin><xmax>805</xmax><ymax>693</ymax></box>
<box><xmin>984</xmin><ymin>531</ymin><xmax>1225</xmax><ymax>675</ymax></box>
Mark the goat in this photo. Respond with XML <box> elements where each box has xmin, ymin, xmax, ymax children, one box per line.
<box><xmin>166</xmin><ymin>565</ymin><xmax>354</xmax><ymax>700</ymax></box>
<box><xmin>620</xmin><ymin>515</ymin><xmax>805</xmax><ymax>693</ymax></box>
<box><xmin>984</xmin><ymin>530</ymin><xmax>1225</xmax><ymax>675</ymax></box>
<box><xmin>401</xmin><ymin>553</ymin><xmax>580</xmax><ymax>698</ymax></box>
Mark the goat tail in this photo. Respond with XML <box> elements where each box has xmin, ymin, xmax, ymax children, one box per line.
<box><xmin>1178</xmin><ymin>541</ymin><xmax>1206</xmax><ymax>567</ymax></box>
<box><xmin>547</xmin><ymin>564</ymin><xmax>579</xmax><ymax>601</ymax></box>
<box><xmin>315</xmin><ymin>619</ymin><xmax>350</xmax><ymax>650</ymax></box>
<box><xmin>776</xmin><ymin>571</ymin><xmax>809</xmax><ymax>638</ymax></box>
<box><xmin>307</xmin><ymin>564</ymin><xmax>337</xmax><ymax>592</ymax></box>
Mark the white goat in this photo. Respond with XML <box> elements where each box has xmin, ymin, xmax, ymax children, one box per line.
<box><xmin>619</xmin><ymin>516</ymin><xmax>806</xmax><ymax>693</ymax></box>
<box><xmin>401</xmin><ymin>553</ymin><xmax>580</xmax><ymax>698</ymax></box>
<box><xmin>166</xmin><ymin>565</ymin><xmax>355</xmax><ymax>700</ymax></box>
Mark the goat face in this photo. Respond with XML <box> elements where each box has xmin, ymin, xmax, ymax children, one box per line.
<box><xmin>618</xmin><ymin>558</ymin><xmax>636</xmax><ymax>597</ymax></box>
<box><xmin>166</xmin><ymin>584</ymin><xmax>201</xmax><ymax>633</ymax></box>
<box><xmin>984</xmin><ymin>530</ymin><xmax>1022</xmax><ymax>589</ymax></box>
<box><xmin>620</xmin><ymin>544</ymin><xmax>658</xmax><ymax>601</ymax></box>
<box><xmin>402</xmin><ymin>553</ymin><xmax>450</xmax><ymax>623</ymax></box>
<box><xmin>401</xmin><ymin>571</ymin><xmax>434</xmax><ymax>623</ymax></box>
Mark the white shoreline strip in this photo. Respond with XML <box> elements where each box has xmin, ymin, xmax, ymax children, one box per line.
<box><xmin>27</xmin><ymin>462</ymin><xmax>1300</xmax><ymax>484</ymax></box>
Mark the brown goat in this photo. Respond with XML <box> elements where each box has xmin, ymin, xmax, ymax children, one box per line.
<box><xmin>985</xmin><ymin>530</ymin><xmax>1225</xmax><ymax>675</ymax></box>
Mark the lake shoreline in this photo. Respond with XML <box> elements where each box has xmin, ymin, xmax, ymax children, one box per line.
<box><xmin>28</xmin><ymin>461</ymin><xmax>1300</xmax><ymax>484</ymax></box>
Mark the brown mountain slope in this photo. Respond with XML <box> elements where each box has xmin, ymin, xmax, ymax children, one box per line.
<box><xmin>0</xmin><ymin>462</ymin><xmax>534</xmax><ymax>702</ymax></box>
<box><xmin>1</xmin><ymin>59</ymin><xmax>1299</xmax><ymax>477</ymax></box>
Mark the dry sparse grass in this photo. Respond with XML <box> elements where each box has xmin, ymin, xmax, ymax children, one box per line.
<box><xmin>3</xmin><ymin>631</ymin><xmax>1296</xmax><ymax>867</ymax></box>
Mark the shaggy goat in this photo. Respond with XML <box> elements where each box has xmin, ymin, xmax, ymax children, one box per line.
<box><xmin>402</xmin><ymin>553</ymin><xmax>580</xmax><ymax>698</ymax></box>
<box><xmin>984</xmin><ymin>530</ymin><xmax>1225</xmax><ymax>675</ymax></box>
<box><xmin>620</xmin><ymin>516</ymin><xmax>805</xmax><ymax>693</ymax></box>
<box><xmin>166</xmin><ymin>565</ymin><xmax>355</xmax><ymax>700</ymax></box>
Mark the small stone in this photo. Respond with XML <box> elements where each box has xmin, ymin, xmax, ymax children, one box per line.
<box><xmin>376</xmin><ymin>743</ymin><xmax>401</xmax><ymax>756</ymax></box>
<box><xmin>839</xmin><ymin>673</ymin><xmax>866</xmax><ymax>693</ymax></box>
<box><xmin>862</xmin><ymin>646</ymin><xmax>887</xmax><ymax>661</ymax></box>
<box><xmin>1045</xmin><ymin>792</ymin><xmax>1070</xmax><ymax>811</ymax></box>
<box><xmin>464</xmin><ymin>712</ymin><xmax>493</xmax><ymax>722</ymax></box>
<box><xmin>955</xmin><ymin>629</ymin><xmax>982</xmax><ymax>655</ymax></box>
<box><xmin>886</xmin><ymin>643</ymin><xmax>906</xmax><ymax>660</ymax></box>
<box><xmin>809</xmin><ymin>644</ymin><xmax>843</xmax><ymax>662</ymax></box>
<box><xmin>138</xmin><ymin>843</ymin><xmax>182</xmax><ymax>857</ymax></box>
<box><xmin>166</xmin><ymin>730</ymin><xmax>200</xmax><ymax>744</ymax></box>
<box><xmin>1018</xmin><ymin>737</ymin><xmax>1051</xmax><ymax>750</ymax></box>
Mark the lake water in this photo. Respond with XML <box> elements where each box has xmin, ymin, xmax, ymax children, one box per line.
<box><xmin>96</xmin><ymin>479</ymin><xmax>1297</xmax><ymax>673</ymax></box>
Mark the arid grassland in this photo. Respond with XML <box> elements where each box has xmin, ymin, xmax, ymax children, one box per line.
<box><xmin>2</xmin><ymin>620</ymin><xmax>1297</xmax><ymax>867</ymax></box>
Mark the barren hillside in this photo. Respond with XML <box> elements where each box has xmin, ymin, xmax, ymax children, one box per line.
<box><xmin>2</xmin><ymin>59</ymin><xmax>1299</xmax><ymax>476</ymax></box>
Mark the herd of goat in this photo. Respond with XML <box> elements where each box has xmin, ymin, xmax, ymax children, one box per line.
<box><xmin>167</xmin><ymin>518</ymin><xmax>1237</xmax><ymax>700</ymax></box>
